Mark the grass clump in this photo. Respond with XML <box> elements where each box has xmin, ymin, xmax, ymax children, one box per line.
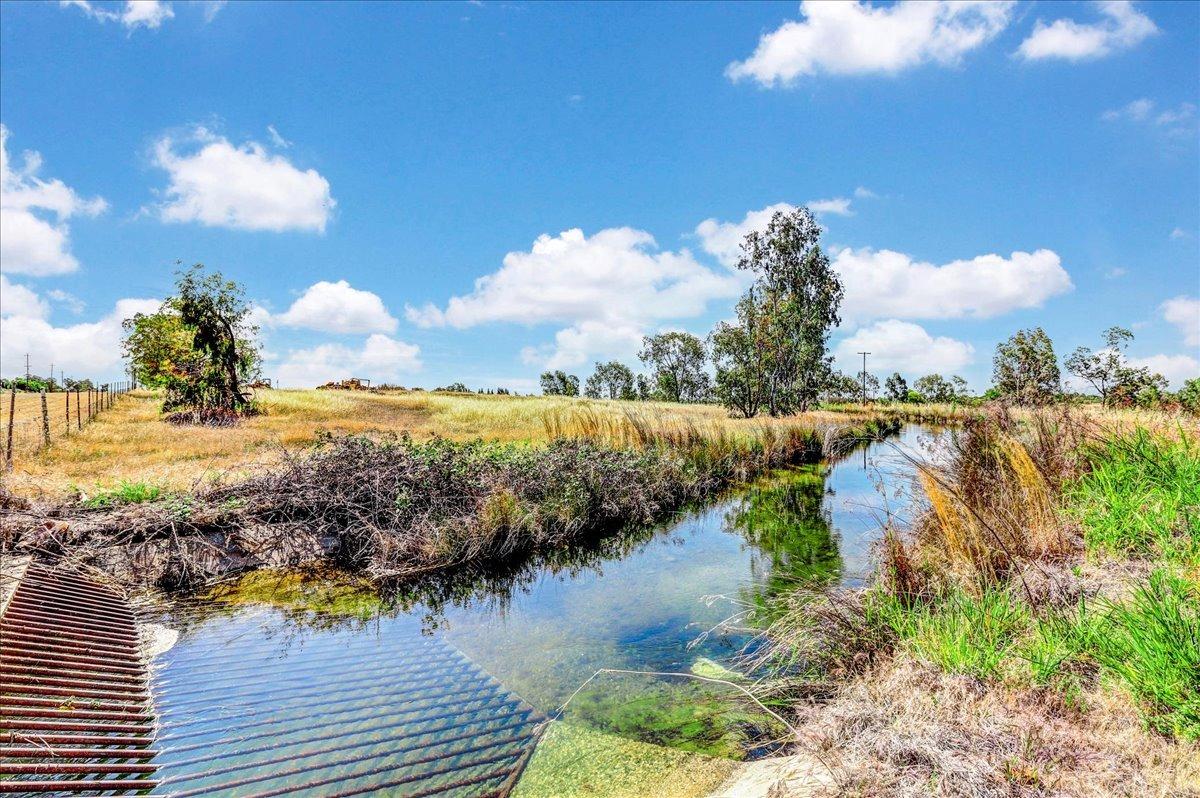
<box><xmin>1091</xmin><ymin>570</ymin><xmax>1200</xmax><ymax>740</ymax></box>
<box><xmin>83</xmin><ymin>480</ymin><xmax>166</xmax><ymax>508</ymax></box>
<box><xmin>1068</xmin><ymin>428</ymin><xmax>1200</xmax><ymax>566</ymax></box>
<box><xmin>905</xmin><ymin>589</ymin><xmax>1030</xmax><ymax>679</ymax></box>
<box><xmin>1017</xmin><ymin>600</ymin><xmax>1101</xmax><ymax>693</ymax></box>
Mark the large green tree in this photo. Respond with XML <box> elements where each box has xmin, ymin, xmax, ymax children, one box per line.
<box><xmin>727</xmin><ymin>206</ymin><xmax>843</xmax><ymax>415</ymax></box>
<box><xmin>993</xmin><ymin>327</ymin><xmax>1060</xmax><ymax>405</ymax></box>
<box><xmin>583</xmin><ymin>361</ymin><xmax>636</xmax><ymax>400</ymax></box>
<box><xmin>819</xmin><ymin>371</ymin><xmax>863</xmax><ymax>404</ymax></box>
<box><xmin>123</xmin><ymin>264</ymin><xmax>260</xmax><ymax>414</ymax></box>
<box><xmin>883</xmin><ymin>372</ymin><xmax>908</xmax><ymax>402</ymax></box>
<box><xmin>710</xmin><ymin>293</ymin><xmax>767</xmax><ymax>418</ymax></box>
<box><xmin>913</xmin><ymin>373</ymin><xmax>968</xmax><ymax>403</ymax></box>
<box><xmin>1065</xmin><ymin>326</ymin><xmax>1165</xmax><ymax>407</ymax></box>
<box><xmin>540</xmin><ymin>370</ymin><xmax>580</xmax><ymax>396</ymax></box>
<box><xmin>639</xmin><ymin>332</ymin><xmax>710</xmax><ymax>403</ymax></box>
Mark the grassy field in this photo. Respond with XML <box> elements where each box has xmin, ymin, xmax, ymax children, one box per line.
<box><xmin>4</xmin><ymin>388</ymin><xmax>898</xmax><ymax>499</ymax></box>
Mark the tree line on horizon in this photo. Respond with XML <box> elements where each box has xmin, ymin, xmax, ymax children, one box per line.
<box><xmin>540</xmin><ymin>206</ymin><xmax>1196</xmax><ymax>414</ymax></box>
<box><xmin>76</xmin><ymin>207</ymin><xmax>1195</xmax><ymax>423</ymax></box>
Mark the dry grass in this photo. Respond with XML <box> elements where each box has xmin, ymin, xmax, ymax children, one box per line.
<box><xmin>788</xmin><ymin>654</ymin><xmax>1199</xmax><ymax>798</ymax></box>
<box><xmin>1</xmin><ymin>388</ymin><xmax>884</xmax><ymax>501</ymax></box>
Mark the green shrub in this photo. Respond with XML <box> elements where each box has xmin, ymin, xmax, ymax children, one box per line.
<box><xmin>1067</xmin><ymin>429</ymin><xmax>1200</xmax><ymax>566</ymax></box>
<box><xmin>1091</xmin><ymin>570</ymin><xmax>1200</xmax><ymax>740</ymax></box>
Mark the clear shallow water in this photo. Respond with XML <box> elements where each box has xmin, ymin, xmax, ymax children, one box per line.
<box><xmin>146</xmin><ymin>426</ymin><xmax>933</xmax><ymax>794</ymax></box>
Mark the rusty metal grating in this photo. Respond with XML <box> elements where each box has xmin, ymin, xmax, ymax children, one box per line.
<box><xmin>0</xmin><ymin>562</ymin><xmax>158</xmax><ymax>795</ymax></box>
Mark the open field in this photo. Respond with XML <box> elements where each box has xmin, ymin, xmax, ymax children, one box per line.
<box><xmin>3</xmin><ymin>388</ymin><xmax>901</xmax><ymax>500</ymax></box>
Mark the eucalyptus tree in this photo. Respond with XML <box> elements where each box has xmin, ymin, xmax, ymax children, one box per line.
<box><xmin>913</xmin><ymin>373</ymin><xmax>968</xmax><ymax>403</ymax></box>
<box><xmin>993</xmin><ymin>327</ymin><xmax>1060</xmax><ymax>405</ymax></box>
<box><xmin>855</xmin><ymin>371</ymin><xmax>880</xmax><ymax>402</ymax></box>
<box><xmin>639</xmin><ymin>332</ymin><xmax>710</xmax><ymax>403</ymax></box>
<box><xmin>1065</xmin><ymin>326</ymin><xmax>1165</xmax><ymax>406</ymax></box>
<box><xmin>728</xmin><ymin>206</ymin><xmax>843</xmax><ymax>415</ymax></box>
<box><xmin>584</xmin><ymin>361</ymin><xmax>636</xmax><ymax>400</ymax></box>
<box><xmin>710</xmin><ymin>293</ymin><xmax>766</xmax><ymax>417</ymax></box>
<box><xmin>539</xmin><ymin>370</ymin><xmax>580</xmax><ymax>396</ymax></box>
<box><xmin>819</xmin><ymin>371</ymin><xmax>863</xmax><ymax>404</ymax></box>
<box><xmin>123</xmin><ymin>264</ymin><xmax>260</xmax><ymax>414</ymax></box>
<box><xmin>883</xmin><ymin>372</ymin><xmax>908</xmax><ymax>402</ymax></box>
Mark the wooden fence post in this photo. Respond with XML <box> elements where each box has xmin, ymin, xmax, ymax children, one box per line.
<box><xmin>76</xmin><ymin>388</ymin><xmax>82</xmax><ymax>430</ymax></box>
<box><xmin>65</xmin><ymin>389</ymin><xmax>71</xmax><ymax>434</ymax></box>
<box><xmin>41</xmin><ymin>391</ymin><xmax>50</xmax><ymax>448</ymax></box>
<box><xmin>5</xmin><ymin>388</ymin><xmax>14</xmax><ymax>471</ymax></box>
<box><xmin>88</xmin><ymin>388</ymin><xmax>92</xmax><ymax>420</ymax></box>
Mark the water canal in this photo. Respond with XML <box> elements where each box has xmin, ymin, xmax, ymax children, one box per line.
<box><xmin>141</xmin><ymin>425</ymin><xmax>936</xmax><ymax>797</ymax></box>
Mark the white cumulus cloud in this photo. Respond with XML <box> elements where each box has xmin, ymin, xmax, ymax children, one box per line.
<box><xmin>727</xmin><ymin>0</ymin><xmax>1013</xmax><ymax>86</ymax></box>
<box><xmin>808</xmin><ymin>197</ymin><xmax>854</xmax><ymax>217</ymax></box>
<box><xmin>273</xmin><ymin>334</ymin><xmax>422</xmax><ymax>388</ymax></box>
<box><xmin>1102</xmin><ymin>98</ymin><xmax>1197</xmax><ymax>138</ymax></box>
<box><xmin>1</xmin><ymin>125</ymin><xmax>107</xmax><ymax>276</ymax></box>
<box><xmin>0</xmin><ymin>275</ymin><xmax>50</xmax><ymax>319</ymax></box>
<box><xmin>1</xmin><ymin>296</ymin><xmax>160</xmax><ymax>379</ymax></box>
<box><xmin>1017</xmin><ymin>0</ymin><xmax>1156</xmax><ymax>62</ymax></box>
<box><xmin>150</xmin><ymin>127</ymin><xmax>334</xmax><ymax>233</ymax></box>
<box><xmin>1101</xmin><ymin>97</ymin><xmax>1154</xmax><ymax>122</ymax></box>
<box><xmin>833</xmin><ymin>246</ymin><xmax>1072</xmax><ymax>324</ymax></box>
<box><xmin>520</xmin><ymin>320</ymin><xmax>647</xmax><ymax>371</ymax></box>
<box><xmin>1161</xmin><ymin>296</ymin><xmax>1200</xmax><ymax>348</ymax></box>
<box><xmin>695</xmin><ymin>203</ymin><xmax>1073</xmax><ymax>322</ymax></box>
<box><xmin>835</xmin><ymin>319</ymin><xmax>975</xmax><ymax>375</ymax></box>
<box><xmin>61</xmin><ymin>0</ymin><xmax>174</xmax><ymax>30</ymax></box>
<box><xmin>273</xmin><ymin>280</ymin><xmax>398</xmax><ymax>335</ymax></box>
<box><xmin>407</xmin><ymin>227</ymin><xmax>742</xmax><ymax>368</ymax></box>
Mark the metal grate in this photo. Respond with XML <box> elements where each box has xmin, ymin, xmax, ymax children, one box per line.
<box><xmin>1</xmin><ymin>562</ymin><xmax>159</xmax><ymax>795</ymax></box>
<box><xmin>145</xmin><ymin>606</ymin><xmax>544</xmax><ymax>798</ymax></box>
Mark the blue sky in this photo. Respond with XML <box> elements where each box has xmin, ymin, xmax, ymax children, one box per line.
<box><xmin>1</xmin><ymin>0</ymin><xmax>1197</xmax><ymax>391</ymax></box>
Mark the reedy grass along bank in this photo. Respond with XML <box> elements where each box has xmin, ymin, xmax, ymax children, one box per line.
<box><xmin>7</xmin><ymin>408</ymin><xmax>897</xmax><ymax>591</ymax></box>
<box><xmin>750</xmin><ymin>407</ymin><xmax>1199</xmax><ymax>796</ymax></box>
<box><xmin>3</xmin><ymin>388</ymin><xmax>890</xmax><ymax>499</ymax></box>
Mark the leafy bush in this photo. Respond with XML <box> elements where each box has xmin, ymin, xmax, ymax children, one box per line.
<box><xmin>84</xmin><ymin>480</ymin><xmax>166</xmax><ymax>508</ymax></box>
<box><xmin>1</xmin><ymin>376</ymin><xmax>55</xmax><ymax>392</ymax></box>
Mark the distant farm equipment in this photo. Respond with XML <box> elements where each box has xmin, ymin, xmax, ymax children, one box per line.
<box><xmin>317</xmin><ymin>378</ymin><xmax>374</xmax><ymax>391</ymax></box>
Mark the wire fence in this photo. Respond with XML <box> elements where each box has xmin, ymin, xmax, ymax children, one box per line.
<box><xmin>3</xmin><ymin>380</ymin><xmax>138</xmax><ymax>471</ymax></box>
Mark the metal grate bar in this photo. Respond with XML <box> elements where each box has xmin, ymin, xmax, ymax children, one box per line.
<box><xmin>0</xmin><ymin>563</ymin><xmax>158</xmax><ymax>795</ymax></box>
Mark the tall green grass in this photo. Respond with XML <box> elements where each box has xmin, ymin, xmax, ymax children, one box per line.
<box><xmin>902</xmin><ymin>589</ymin><xmax>1031</xmax><ymax>679</ymax></box>
<box><xmin>1067</xmin><ymin>428</ymin><xmax>1200</xmax><ymax>566</ymax></box>
<box><xmin>1091</xmin><ymin>570</ymin><xmax>1200</xmax><ymax>740</ymax></box>
<box><xmin>873</xmin><ymin>579</ymin><xmax>1198</xmax><ymax>739</ymax></box>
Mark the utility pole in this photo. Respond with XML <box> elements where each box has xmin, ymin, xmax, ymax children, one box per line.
<box><xmin>25</xmin><ymin>353</ymin><xmax>31</xmax><ymax>379</ymax></box>
<box><xmin>858</xmin><ymin>351</ymin><xmax>871</xmax><ymax>404</ymax></box>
